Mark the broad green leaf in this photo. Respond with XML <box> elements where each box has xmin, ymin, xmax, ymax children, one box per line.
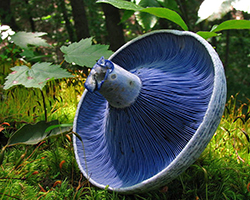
<box><xmin>135</xmin><ymin>12</ymin><xmax>158</xmax><ymax>31</ymax></box>
<box><xmin>3</xmin><ymin>62</ymin><xmax>74</xmax><ymax>90</ymax></box>
<box><xmin>60</xmin><ymin>37</ymin><xmax>113</xmax><ymax>67</ymax></box>
<box><xmin>97</xmin><ymin>0</ymin><xmax>188</xmax><ymax>31</ymax></box>
<box><xmin>135</xmin><ymin>0</ymin><xmax>160</xmax><ymax>31</ymax></box>
<box><xmin>211</xmin><ymin>20</ymin><xmax>250</xmax><ymax>32</ymax></box>
<box><xmin>97</xmin><ymin>0</ymin><xmax>143</xmax><ymax>10</ymax></box>
<box><xmin>11</xmin><ymin>32</ymin><xmax>50</xmax><ymax>49</ymax></box>
<box><xmin>7</xmin><ymin>121</ymin><xmax>71</xmax><ymax>146</ymax></box>
<box><xmin>141</xmin><ymin>7</ymin><xmax>188</xmax><ymax>30</ymax></box>
<box><xmin>196</xmin><ymin>31</ymin><xmax>219</xmax><ymax>40</ymax></box>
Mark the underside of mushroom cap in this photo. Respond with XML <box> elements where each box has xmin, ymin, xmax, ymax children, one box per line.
<box><xmin>73</xmin><ymin>30</ymin><xmax>226</xmax><ymax>194</ymax></box>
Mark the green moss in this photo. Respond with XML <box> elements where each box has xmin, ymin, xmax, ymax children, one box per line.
<box><xmin>1</xmin><ymin>88</ymin><xmax>250</xmax><ymax>199</ymax></box>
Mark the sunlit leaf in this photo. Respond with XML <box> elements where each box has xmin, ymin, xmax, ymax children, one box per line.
<box><xmin>196</xmin><ymin>31</ymin><xmax>219</xmax><ymax>40</ymax></box>
<box><xmin>135</xmin><ymin>12</ymin><xmax>158</xmax><ymax>31</ymax></box>
<box><xmin>97</xmin><ymin>0</ymin><xmax>188</xmax><ymax>30</ymax></box>
<box><xmin>3</xmin><ymin>62</ymin><xmax>74</xmax><ymax>90</ymax></box>
<box><xmin>141</xmin><ymin>7</ymin><xmax>188</xmax><ymax>30</ymax></box>
<box><xmin>42</xmin><ymin>15</ymin><xmax>52</xmax><ymax>20</ymax></box>
<box><xmin>60</xmin><ymin>37</ymin><xmax>113</xmax><ymax>67</ymax></box>
<box><xmin>197</xmin><ymin>20</ymin><xmax>250</xmax><ymax>39</ymax></box>
<box><xmin>211</xmin><ymin>20</ymin><xmax>250</xmax><ymax>32</ymax></box>
<box><xmin>11</xmin><ymin>32</ymin><xmax>50</xmax><ymax>49</ymax></box>
<box><xmin>135</xmin><ymin>0</ymin><xmax>160</xmax><ymax>31</ymax></box>
<box><xmin>7</xmin><ymin>121</ymin><xmax>71</xmax><ymax>146</ymax></box>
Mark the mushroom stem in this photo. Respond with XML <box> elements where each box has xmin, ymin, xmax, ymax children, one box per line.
<box><xmin>84</xmin><ymin>57</ymin><xmax>142</xmax><ymax>108</ymax></box>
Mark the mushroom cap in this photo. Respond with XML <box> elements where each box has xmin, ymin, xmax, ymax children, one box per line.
<box><xmin>73</xmin><ymin>30</ymin><xmax>227</xmax><ymax>194</ymax></box>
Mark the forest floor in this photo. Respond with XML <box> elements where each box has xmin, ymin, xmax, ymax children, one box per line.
<box><xmin>0</xmin><ymin>81</ymin><xmax>250</xmax><ymax>200</ymax></box>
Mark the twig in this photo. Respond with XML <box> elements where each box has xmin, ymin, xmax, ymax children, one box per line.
<box><xmin>59</xmin><ymin>59</ymin><xmax>65</xmax><ymax>66</ymax></box>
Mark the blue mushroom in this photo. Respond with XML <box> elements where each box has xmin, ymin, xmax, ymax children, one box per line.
<box><xmin>73</xmin><ymin>30</ymin><xmax>227</xmax><ymax>194</ymax></box>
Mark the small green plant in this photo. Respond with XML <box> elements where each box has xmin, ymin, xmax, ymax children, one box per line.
<box><xmin>199</xmin><ymin>95</ymin><xmax>250</xmax><ymax>199</ymax></box>
<box><xmin>0</xmin><ymin>30</ymin><xmax>113</xmax><ymax>168</ymax></box>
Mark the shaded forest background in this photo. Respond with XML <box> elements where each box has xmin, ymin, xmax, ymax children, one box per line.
<box><xmin>1</xmin><ymin>0</ymin><xmax>250</xmax><ymax>102</ymax></box>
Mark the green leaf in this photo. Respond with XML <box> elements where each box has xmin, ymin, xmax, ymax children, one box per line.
<box><xmin>196</xmin><ymin>31</ymin><xmax>219</xmax><ymax>40</ymax></box>
<box><xmin>45</xmin><ymin>123</ymin><xmax>73</xmax><ymax>133</ymax></box>
<box><xmin>135</xmin><ymin>0</ymin><xmax>160</xmax><ymax>31</ymax></box>
<box><xmin>3</xmin><ymin>62</ymin><xmax>74</xmax><ymax>90</ymax></box>
<box><xmin>157</xmin><ymin>0</ymin><xmax>181</xmax><ymax>13</ymax></box>
<box><xmin>138</xmin><ymin>0</ymin><xmax>160</xmax><ymax>7</ymax></box>
<box><xmin>141</xmin><ymin>7</ymin><xmax>188</xmax><ymax>31</ymax></box>
<box><xmin>135</xmin><ymin>12</ymin><xmax>158</xmax><ymax>31</ymax></box>
<box><xmin>7</xmin><ymin>121</ymin><xmax>71</xmax><ymax>146</ymax></box>
<box><xmin>19</xmin><ymin>48</ymin><xmax>35</xmax><ymax>58</ymax></box>
<box><xmin>11</xmin><ymin>32</ymin><xmax>50</xmax><ymax>49</ymax></box>
<box><xmin>120</xmin><ymin>10</ymin><xmax>134</xmax><ymax>24</ymax></box>
<box><xmin>97</xmin><ymin>0</ymin><xmax>188</xmax><ymax>31</ymax></box>
<box><xmin>60</xmin><ymin>37</ymin><xmax>113</xmax><ymax>67</ymax></box>
<box><xmin>211</xmin><ymin>20</ymin><xmax>250</xmax><ymax>32</ymax></box>
<box><xmin>97</xmin><ymin>0</ymin><xmax>143</xmax><ymax>10</ymax></box>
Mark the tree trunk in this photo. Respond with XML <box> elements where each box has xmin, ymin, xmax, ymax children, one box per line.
<box><xmin>0</xmin><ymin>0</ymin><xmax>19</xmax><ymax>31</ymax></box>
<box><xmin>101</xmin><ymin>3</ymin><xmax>125</xmax><ymax>51</ymax></box>
<box><xmin>25</xmin><ymin>0</ymin><xmax>36</xmax><ymax>32</ymax></box>
<box><xmin>70</xmin><ymin>0</ymin><xmax>90</xmax><ymax>41</ymax></box>
<box><xmin>58</xmin><ymin>0</ymin><xmax>76</xmax><ymax>42</ymax></box>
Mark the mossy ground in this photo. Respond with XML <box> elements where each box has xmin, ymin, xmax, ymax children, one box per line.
<box><xmin>0</xmin><ymin>80</ymin><xmax>250</xmax><ymax>199</ymax></box>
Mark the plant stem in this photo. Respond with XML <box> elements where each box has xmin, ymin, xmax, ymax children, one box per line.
<box><xmin>40</xmin><ymin>90</ymin><xmax>47</xmax><ymax>122</ymax></box>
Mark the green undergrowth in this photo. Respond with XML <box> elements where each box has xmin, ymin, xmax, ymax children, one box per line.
<box><xmin>0</xmin><ymin>94</ymin><xmax>250</xmax><ymax>199</ymax></box>
<box><xmin>0</xmin><ymin>77</ymin><xmax>84</xmax><ymax>130</ymax></box>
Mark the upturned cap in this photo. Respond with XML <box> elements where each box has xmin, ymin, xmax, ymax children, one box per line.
<box><xmin>73</xmin><ymin>30</ymin><xmax>227</xmax><ymax>194</ymax></box>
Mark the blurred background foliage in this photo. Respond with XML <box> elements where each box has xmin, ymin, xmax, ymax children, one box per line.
<box><xmin>0</xmin><ymin>0</ymin><xmax>249</xmax><ymax>103</ymax></box>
